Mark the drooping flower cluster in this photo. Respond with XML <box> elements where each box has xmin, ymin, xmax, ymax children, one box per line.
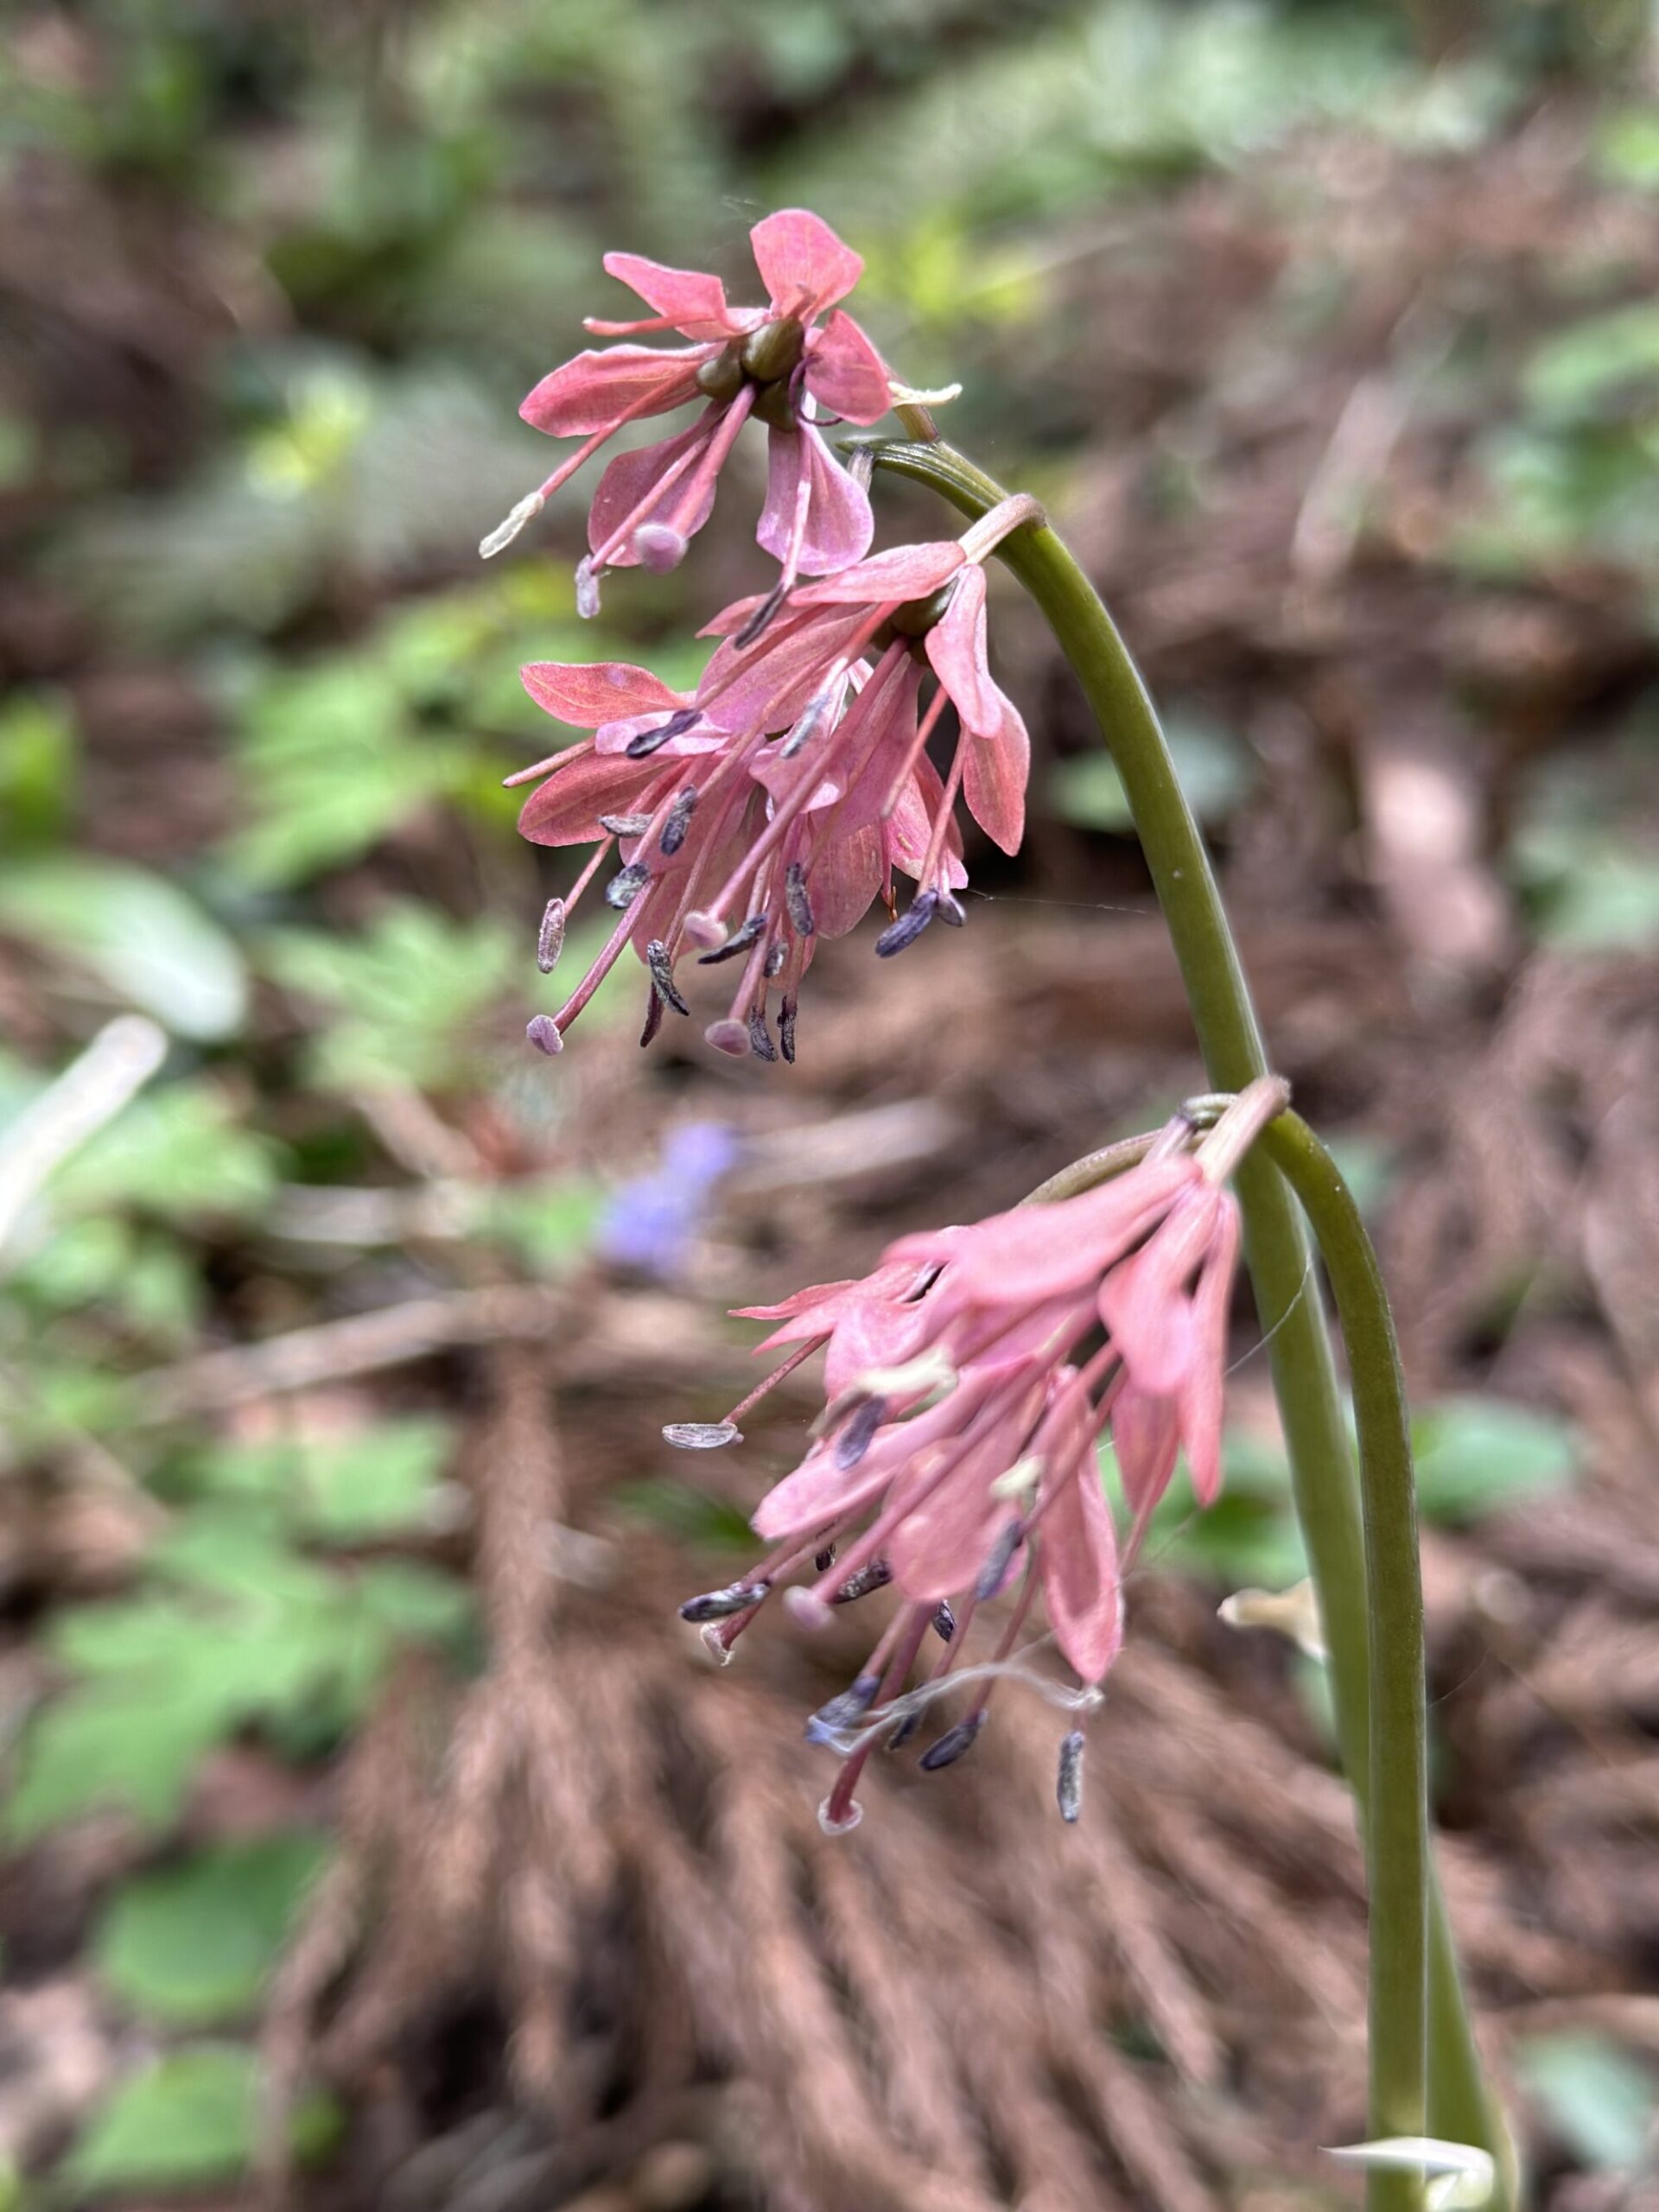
<box><xmin>486</xmin><ymin>205</ymin><xmax>1038</xmax><ymax>1067</ymax></box>
<box><xmin>510</xmin><ymin>504</ymin><xmax>1036</xmax><ymax>1063</ymax></box>
<box><xmin>481</xmin><ymin>209</ymin><xmax>891</xmax><ymax>609</ymax></box>
<box><xmin>667</xmin><ymin>1083</ymin><xmax>1283</xmax><ymax>1831</ymax></box>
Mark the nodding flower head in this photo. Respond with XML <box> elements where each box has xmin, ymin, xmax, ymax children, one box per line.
<box><xmin>666</xmin><ymin>1083</ymin><xmax>1284</xmax><ymax>1833</ymax></box>
<box><xmin>503</xmin><ymin>499</ymin><xmax>1040</xmax><ymax>1066</ymax></box>
<box><xmin>481</xmin><ymin>209</ymin><xmax>891</xmax><ymax>611</ymax></box>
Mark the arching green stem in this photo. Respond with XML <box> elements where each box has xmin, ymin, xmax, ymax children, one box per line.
<box><xmin>1259</xmin><ymin>1111</ymin><xmax>1427</xmax><ymax>2194</ymax></box>
<box><xmin>863</xmin><ymin>431</ymin><xmax>1512</xmax><ymax>2204</ymax></box>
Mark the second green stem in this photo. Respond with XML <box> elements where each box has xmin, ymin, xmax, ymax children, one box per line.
<box><xmin>868</xmin><ymin>431</ymin><xmax>1509</xmax><ymax>2202</ymax></box>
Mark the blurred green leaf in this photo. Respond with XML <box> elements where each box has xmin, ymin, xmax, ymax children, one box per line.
<box><xmin>1411</xmin><ymin>1398</ymin><xmax>1580</xmax><ymax>1524</ymax></box>
<box><xmin>1597</xmin><ymin>105</ymin><xmax>1659</xmax><ymax>191</ymax></box>
<box><xmin>6</xmin><ymin>1683</ymin><xmax>228</xmax><ymax>1841</ymax></box>
<box><xmin>0</xmin><ymin>859</ymin><xmax>247</xmax><ymax>1039</ymax></box>
<box><xmin>229</xmin><ymin>658</ymin><xmax>453</xmax><ymax>889</ymax></box>
<box><xmin>53</xmin><ymin>1082</ymin><xmax>280</xmax><ymax>1224</ymax></box>
<box><xmin>16</xmin><ymin>1500</ymin><xmax>473</xmax><ymax>1839</ymax></box>
<box><xmin>1522</xmin><ymin>303</ymin><xmax>1659</xmax><ymax>420</ymax></box>
<box><xmin>64</xmin><ymin>2044</ymin><xmax>340</xmax><ymax>2196</ymax></box>
<box><xmin>186</xmin><ymin>1417</ymin><xmax>458</xmax><ymax>1541</ymax></box>
<box><xmin>612</xmin><ymin>1478</ymin><xmax>758</xmax><ymax>1553</ymax></box>
<box><xmin>0</xmin><ymin>693</ymin><xmax>76</xmax><ymax>849</ymax></box>
<box><xmin>1515</xmin><ymin>2032</ymin><xmax>1657</xmax><ymax>2171</ymax></box>
<box><xmin>1051</xmin><ymin>712</ymin><xmax>1251</xmax><ymax>831</ymax></box>
<box><xmin>93</xmin><ymin>1834</ymin><xmax>330</xmax><ymax>2027</ymax></box>
<box><xmin>12</xmin><ymin>1216</ymin><xmax>202</xmax><ymax>1345</ymax></box>
<box><xmin>479</xmin><ymin>1176</ymin><xmax>605</xmax><ymax>1274</ymax></box>
<box><xmin>260</xmin><ymin>901</ymin><xmax>519</xmax><ymax>1092</ymax></box>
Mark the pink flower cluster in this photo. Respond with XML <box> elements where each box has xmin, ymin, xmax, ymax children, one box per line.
<box><xmin>483</xmin><ymin>209</ymin><xmax>889</xmax><ymax>607</ymax></box>
<box><xmin>492</xmin><ymin>208</ymin><xmax>1035</xmax><ymax>1066</ymax></box>
<box><xmin>670</xmin><ymin>1088</ymin><xmax>1282</xmax><ymax>1831</ymax></box>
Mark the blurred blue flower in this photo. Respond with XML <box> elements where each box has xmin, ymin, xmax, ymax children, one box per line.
<box><xmin>596</xmin><ymin>1121</ymin><xmax>741</xmax><ymax>1280</ymax></box>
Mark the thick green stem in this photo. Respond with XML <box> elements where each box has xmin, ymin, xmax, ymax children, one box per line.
<box><xmin>863</xmin><ymin>434</ymin><xmax>1511</xmax><ymax>2201</ymax></box>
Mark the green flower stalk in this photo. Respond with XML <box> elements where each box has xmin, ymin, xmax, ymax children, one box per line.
<box><xmin>862</xmin><ymin>423</ymin><xmax>1514</xmax><ymax>2209</ymax></box>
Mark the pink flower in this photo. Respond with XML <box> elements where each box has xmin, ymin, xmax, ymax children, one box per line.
<box><xmin>507</xmin><ymin>648</ymin><xmax>956</xmax><ymax>1063</ymax></box>
<box><xmin>505</xmin><ymin>500</ymin><xmax>1037</xmax><ymax>1062</ymax></box>
<box><xmin>690</xmin><ymin>500</ymin><xmax>1038</xmax><ymax>954</ymax></box>
<box><xmin>480</xmin><ymin>211</ymin><xmax>891</xmax><ymax>610</ymax></box>
<box><xmin>667</xmin><ymin>1085</ymin><xmax>1284</xmax><ymax>1830</ymax></box>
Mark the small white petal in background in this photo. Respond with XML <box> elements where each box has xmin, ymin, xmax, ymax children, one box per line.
<box><xmin>1326</xmin><ymin>2136</ymin><xmax>1496</xmax><ymax>2211</ymax></box>
<box><xmin>1218</xmin><ymin>1577</ymin><xmax>1328</xmax><ymax>1662</ymax></box>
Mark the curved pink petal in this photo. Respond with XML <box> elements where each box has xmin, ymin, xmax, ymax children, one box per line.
<box><xmin>520</xmin><ymin>661</ymin><xmax>686</xmax><ymax>728</ymax></box>
<box><xmin>885</xmin><ymin>1160</ymin><xmax>1198</xmax><ymax>1307</ymax></box>
<box><xmin>520</xmin><ymin>346</ymin><xmax>706</xmax><ymax>437</ymax></box>
<box><xmin>599</xmin><ymin>252</ymin><xmax>750</xmax><ymax>341</ymax></box>
<box><xmin>1110</xmin><ymin>1385</ymin><xmax>1181</xmax><ymax>1519</ymax></box>
<box><xmin>822</xmin><ymin>1292</ymin><xmax>934</xmax><ymax>1403</ymax></box>
<box><xmin>749</xmin><ymin>208</ymin><xmax>863</xmax><ymax>321</ymax></box>
<box><xmin>961</xmin><ymin>687</ymin><xmax>1030</xmax><ymax>856</ymax></box>
<box><xmin>592</xmin><ymin>711</ymin><xmax>722</xmax><ymax>759</ymax></box>
<box><xmin>1040</xmin><ymin>1455</ymin><xmax>1122</xmax><ymax>1686</ymax></box>
<box><xmin>517</xmin><ymin>750</ymin><xmax>657</xmax><ymax>847</ymax></box>
<box><xmin>697</xmin><ymin>607</ymin><xmax>866</xmax><ymax>738</ymax></box>
<box><xmin>586</xmin><ymin>417</ymin><xmax>720</xmax><ymax>563</ymax></box>
<box><xmin>1175</xmin><ymin>1198</ymin><xmax>1239</xmax><ymax>1506</ymax></box>
<box><xmin>804</xmin><ymin>311</ymin><xmax>890</xmax><ymax>424</ymax></box>
<box><xmin>805</xmin><ymin>822</ymin><xmax>883</xmax><ymax>938</ymax></box>
<box><xmin>736</xmin><ymin>1259</ymin><xmax>918</xmax><ymax>1334</ymax></box>
<box><xmin>1096</xmin><ymin>1185</ymin><xmax>1227</xmax><ymax>1398</ymax></box>
<box><xmin>888</xmin><ymin>1470</ymin><xmax>1013</xmax><ymax>1605</ymax></box>
<box><xmin>758</xmin><ymin>424</ymin><xmax>874</xmax><ymax>577</ymax></box>
<box><xmin>750</xmin><ymin>1440</ymin><xmax>893</xmax><ymax>1544</ymax></box>
<box><xmin>924</xmin><ymin>568</ymin><xmax>996</xmax><ymax>729</ymax></box>
<box><xmin>789</xmin><ymin>541</ymin><xmax>964</xmax><ymax>608</ymax></box>
<box><xmin>750</xmin><ymin>1378</ymin><xmax>986</xmax><ymax>1545</ymax></box>
<box><xmin>886</xmin><ymin>747</ymin><xmax>969</xmax><ymax>889</ymax></box>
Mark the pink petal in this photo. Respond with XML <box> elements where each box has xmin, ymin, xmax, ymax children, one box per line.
<box><xmin>698</xmin><ymin>607</ymin><xmax>867</xmax><ymax>738</ymax></box>
<box><xmin>749</xmin><ymin>208</ymin><xmax>864</xmax><ymax>321</ymax></box>
<box><xmin>517</xmin><ymin>751</ymin><xmax>657</xmax><ymax>847</ymax></box>
<box><xmin>789</xmin><ymin>541</ymin><xmax>964</xmax><ymax>608</ymax></box>
<box><xmin>735</xmin><ymin>1259</ymin><xmax>918</xmax><ymax>1333</ymax></box>
<box><xmin>805</xmin><ymin>823</ymin><xmax>883</xmax><ymax>938</ymax></box>
<box><xmin>1096</xmin><ymin>1185</ymin><xmax>1227</xmax><ymax>1398</ymax></box>
<box><xmin>1040</xmin><ymin>1455</ymin><xmax>1122</xmax><ymax>1686</ymax></box>
<box><xmin>886</xmin><ymin>1384</ymin><xmax>1045</xmax><ymax>1601</ymax></box>
<box><xmin>887</xmin><ymin>1469</ymin><xmax>1011</xmax><ymax>1605</ymax></box>
<box><xmin>1110</xmin><ymin>1385</ymin><xmax>1181</xmax><ymax>1518</ymax></box>
<box><xmin>885</xmin><ymin>1159</ymin><xmax>1198</xmax><ymax>1307</ymax></box>
<box><xmin>823</xmin><ymin>1291</ymin><xmax>933</xmax><ymax>1403</ymax></box>
<box><xmin>961</xmin><ymin>686</ymin><xmax>1030</xmax><ymax>856</ymax></box>
<box><xmin>520</xmin><ymin>661</ymin><xmax>685</xmax><ymax>728</ymax></box>
<box><xmin>760</xmin><ymin>653</ymin><xmax>916</xmax><ymax>823</ymax></box>
<box><xmin>924</xmin><ymin>568</ymin><xmax>997</xmax><ymax>730</ymax></box>
<box><xmin>1175</xmin><ymin>1198</ymin><xmax>1239</xmax><ymax>1507</ymax></box>
<box><xmin>750</xmin><ymin>1441</ymin><xmax>893</xmax><ymax>1543</ymax></box>
<box><xmin>600</xmin><ymin>252</ymin><xmax>749</xmax><ymax>341</ymax></box>
<box><xmin>885</xmin><ymin>747</ymin><xmax>969</xmax><ymax>889</ymax></box>
<box><xmin>520</xmin><ymin>346</ymin><xmax>706</xmax><ymax>437</ymax></box>
<box><xmin>750</xmin><ymin>1377</ymin><xmax>986</xmax><ymax>1544</ymax></box>
<box><xmin>804</xmin><ymin>311</ymin><xmax>890</xmax><ymax>424</ymax></box>
<box><xmin>586</xmin><ymin>417</ymin><xmax>720</xmax><ymax>563</ymax></box>
<box><xmin>592</xmin><ymin>711</ymin><xmax>722</xmax><ymax>759</ymax></box>
<box><xmin>758</xmin><ymin>424</ymin><xmax>874</xmax><ymax>577</ymax></box>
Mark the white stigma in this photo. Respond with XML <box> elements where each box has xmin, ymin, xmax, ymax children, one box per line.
<box><xmin>479</xmin><ymin>488</ymin><xmax>546</xmax><ymax>560</ymax></box>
